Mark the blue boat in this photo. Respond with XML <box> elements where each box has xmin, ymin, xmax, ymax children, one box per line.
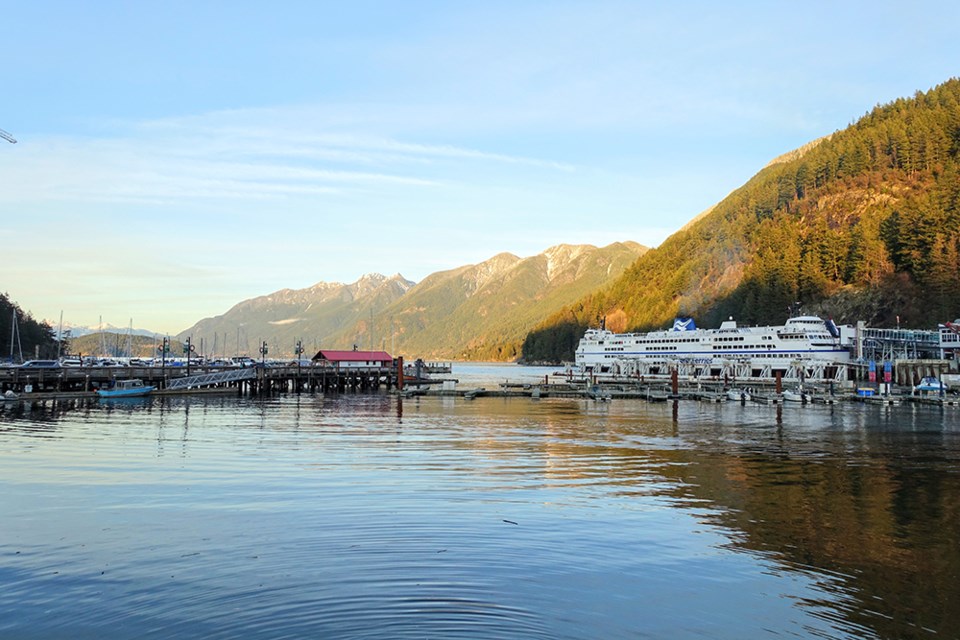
<box><xmin>96</xmin><ymin>379</ymin><xmax>156</xmax><ymax>398</ymax></box>
<box><xmin>914</xmin><ymin>376</ymin><xmax>947</xmax><ymax>394</ymax></box>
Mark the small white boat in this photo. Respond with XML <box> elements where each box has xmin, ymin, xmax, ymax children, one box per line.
<box><xmin>726</xmin><ymin>388</ymin><xmax>750</xmax><ymax>402</ymax></box>
<box><xmin>2</xmin><ymin>390</ymin><xmax>19</xmax><ymax>401</ymax></box>
<box><xmin>781</xmin><ymin>389</ymin><xmax>809</xmax><ymax>403</ymax></box>
<box><xmin>96</xmin><ymin>379</ymin><xmax>156</xmax><ymax>398</ymax></box>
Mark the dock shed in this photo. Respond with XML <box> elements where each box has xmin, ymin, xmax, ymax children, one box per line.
<box><xmin>311</xmin><ymin>349</ymin><xmax>394</xmax><ymax>369</ymax></box>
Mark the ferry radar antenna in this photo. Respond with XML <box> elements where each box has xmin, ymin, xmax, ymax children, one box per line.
<box><xmin>0</xmin><ymin>128</ymin><xmax>17</xmax><ymax>144</ymax></box>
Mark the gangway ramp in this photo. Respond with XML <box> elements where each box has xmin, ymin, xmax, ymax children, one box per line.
<box><xmin>164</xmin><ymin>368</ymin><xmax>258</xmax><ymax>391</ymax></box>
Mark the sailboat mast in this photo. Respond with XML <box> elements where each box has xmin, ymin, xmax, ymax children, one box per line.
<box><xmin>99</xmin><ymin>316</ymin><xmax>106</xmax><ymax>357</ymax></box>
<box><xmin>9</xmin><ymin>310</ymin><xmax>23</xmax><ymax>363</ymax></box>
<box><xmin>57</xmin><ymin>310</ymin><xmax>64</xmax><ymax>359</ymax></box>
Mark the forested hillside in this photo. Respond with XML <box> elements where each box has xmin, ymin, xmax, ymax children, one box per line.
<box><xmin>523</xmin><ymin>78</ymin><xmax>960</xmax><ymax>362</ymax></box>
<box><xmin>0</xmin><ymin>293</ymin><xmax>63</xmax><ymax>361</ymax></box>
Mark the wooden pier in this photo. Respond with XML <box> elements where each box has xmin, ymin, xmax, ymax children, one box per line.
<box><xmin>0</xmin><ymin>362</ymin><xmax>403</xmax><ymax>397</ymax></box>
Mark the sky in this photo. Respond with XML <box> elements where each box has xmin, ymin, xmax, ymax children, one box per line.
<box><xmin>2</xmin><ymin>1</ymin><xmax>959</xmax><ymax>335</ymax></box>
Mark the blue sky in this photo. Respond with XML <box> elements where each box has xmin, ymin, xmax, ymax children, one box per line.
<box><xmin>2</xmin><ymin>1</ymin><xmax>959</xmax><ymax>334</ymax></box>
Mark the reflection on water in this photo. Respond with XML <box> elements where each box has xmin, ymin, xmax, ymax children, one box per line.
<box><xmin>2</xmin><ymin>388</ymin><xmax>959</xmax><ymax>639</ymax></box>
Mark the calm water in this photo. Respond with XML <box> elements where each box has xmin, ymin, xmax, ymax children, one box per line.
<box><xmin>2</xmin><ymin>365</ymin><xmax>959</xmax><ymax>639</ymax></box>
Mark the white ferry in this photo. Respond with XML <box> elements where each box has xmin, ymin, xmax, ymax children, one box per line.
<box><xmin>576</xmin><ymin>316</ymin><xmax>850</xmax><ymax>373</ymax></box>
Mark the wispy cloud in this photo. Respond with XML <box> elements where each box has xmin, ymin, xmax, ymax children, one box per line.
<box><xmin>1</xmin><ymin>107</ymin><xmax>574</xmax><ymax>209</ymax></box>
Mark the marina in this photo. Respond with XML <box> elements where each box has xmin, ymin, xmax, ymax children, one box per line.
<box><xmin>1</xmin><ymin>356</ymin><xmax>956</xmax><ymax>407</ymax></box>
<box><xmin>5</xmin><ymin>311</ymin><xmax>956</xmax><ymax>408</ymax></box>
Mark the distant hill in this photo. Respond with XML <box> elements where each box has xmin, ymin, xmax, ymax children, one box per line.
<box><xmin>177</xmin><ymin>242</ymin><xmax>646</xmax><ymax>359</ymax></box>
<box><xmin>522</xmin><ymin>78</ymin><xmax>960</xmax><ymax>362</ymax></box>
<box><xmin>51</xmin><ymin>322</ymin><xmax>159</xmax><ymax>339</ymax></box>
<box><xmin>68</xmin><ymin>332</ymin><xmax>182</xmax><ymax>358</ymax></box>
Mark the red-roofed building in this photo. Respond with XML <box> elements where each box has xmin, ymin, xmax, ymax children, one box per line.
<box><xmin>311</xmin><ymin>349</ymin><xmax>394</xmax><ymax>369</ymax></box>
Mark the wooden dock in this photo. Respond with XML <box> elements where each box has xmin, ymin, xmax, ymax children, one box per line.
<box><xmin>0</xmin><ymin>362</ymin><xmax>403</xmax><ymax>397</ymax></box>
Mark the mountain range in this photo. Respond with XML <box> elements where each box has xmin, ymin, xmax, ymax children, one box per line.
<box><xmin>46</xmin><ymin>321</ymin><xmax>159</xmax><ymax>339</ymax></box>
<box><xmin>176</xmin><ymin>242</ymin><xmax>646</xmax><ymax>359</ymax></box>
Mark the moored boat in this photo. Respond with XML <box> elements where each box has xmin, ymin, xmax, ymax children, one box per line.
<box><xmin>576</xmin><ymin>315</ymin><xmax>849</xmax><ymax>373</ymax></box>
<box><xmin>726</xmin><ymin>388</ymin><xmax>751</xmax><ymax>402</ymax></box>
<box><xmin>96</xmin><ymin>379</ymin><xmax>155</xmax><ymax>398</ymax></box>
<box><xmin>781</xmin><ymin>389</ymin><xmax>809</xmax><ymax>403</ymax></box>
<box><xmin>914</xmin><ymin>376</ymin><xmax>947</xmax><ymax>394</ymax></box>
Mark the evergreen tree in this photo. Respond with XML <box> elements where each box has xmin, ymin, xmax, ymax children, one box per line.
<box><xmin>0</xmin><ymin>293</ymin><xmax>62</xmax><ymax>362</ymax></box>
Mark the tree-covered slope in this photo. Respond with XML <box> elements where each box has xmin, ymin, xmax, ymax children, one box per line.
<box><xmin>523</xmin><ymin>78</ymin><xmax>960</xmax><ymax>362</ymax></box>
<box><xmin>0</xmin><ymin>293</ymin><xmax>62</xmax><ymax>362</ymax></box>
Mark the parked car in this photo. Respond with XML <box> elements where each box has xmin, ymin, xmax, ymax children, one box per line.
<box><xmin>18</xmin><ymin>360</ymin><xmax>61</xmax><ymax>369</ymax></box>
<box><xmin>59</xmin><ymin>358</ymin><xmax>82</xmax><ymax>367</ymax></box>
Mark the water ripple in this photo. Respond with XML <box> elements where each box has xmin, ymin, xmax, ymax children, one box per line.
<box><xmin>2</xmin><ymin>392</ymin><xmax>959</xmax><ymax>638</ymax></box>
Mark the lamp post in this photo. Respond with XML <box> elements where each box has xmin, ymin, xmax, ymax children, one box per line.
<box><xmin>185</xmin><ymin>337</ymin><xmax>193</xmax><ymax>376</ymax></box>
<box><xmin>159</xmin><ymin>337</ymin><xmax>170</xmax><ymax>372</ymax></box>
<box><xmin>295</xmin><ymin>340</ymin><xmax>304</xmax><ymax>392</ymax></box>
